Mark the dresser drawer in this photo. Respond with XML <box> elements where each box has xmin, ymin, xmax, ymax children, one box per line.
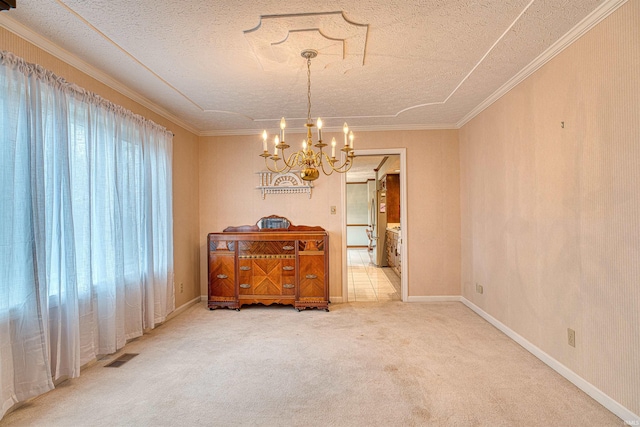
<box><xmin>299</xmin><ymin>254</ymin><xmax>325</xmax><ymax>299</ymax></box>
<box><xmin>209</xmin><ymin>253</ymin><xmax>235</xmax><ymax>298</ymax></box>
<box><xmin>238</xmin><ymin>240</ymin><xmax>295</xmax><ymax>255</ymax></box>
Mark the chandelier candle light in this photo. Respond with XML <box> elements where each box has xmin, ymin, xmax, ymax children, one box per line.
<box><xmin>260</xmin><ymin>49</ymin><xmax>355</xmax><ymax>181</ymax></box>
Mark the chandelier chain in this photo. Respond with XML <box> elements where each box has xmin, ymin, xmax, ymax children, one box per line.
<box><xmin>307</xmin><ymin>56</ymin><xmax>312</xmax><ymax>124</ymax></box>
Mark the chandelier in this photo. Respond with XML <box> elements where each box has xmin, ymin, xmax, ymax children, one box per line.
<box><xmin>260</xmin><ymin>49</ymin><xmax>355</xmax><ymax>181</ymax></box>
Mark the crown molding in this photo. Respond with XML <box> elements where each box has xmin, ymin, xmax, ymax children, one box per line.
<box><xmin>0</xmin><ymin>14</ymin><xmax>201</xmax><ymax>136</ymax></box>
<box><xmin>200</xmin><ymin>123</ymin><xmax>458</xmax><ymax>137</ymax></box>
<box><xmin>456</xmin><ymin>0</ymin><xmax>628</xmax><ymax>129</ymax></box>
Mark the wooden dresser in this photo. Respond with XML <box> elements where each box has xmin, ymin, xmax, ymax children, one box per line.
<box><xmin>208</xmin><ymin>216</ymin><xmax>329</xmax><ymax>311</ymax></box>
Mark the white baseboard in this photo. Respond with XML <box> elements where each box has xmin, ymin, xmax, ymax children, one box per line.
<box><xmin>406</xmin><ymin>295</ymin><xmax>462</xmax><ymax>302</ymax></box>
<box><xmin>166</xmin><ymin>295</ymin><xmax>202</xmax><ymax>322</ymax></box>
<box><xmin>461</xmin><ymin>297</ymin><xmax>639</xmax><ymax>424</ymax></box>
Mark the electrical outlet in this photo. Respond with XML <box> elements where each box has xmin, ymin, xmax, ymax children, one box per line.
<box><xmin>475</xmin><ymin>283</ymin><xmax>483</xmax><ymax>294</ymax></box>
<box><xmin>180</xmin><ymin>282</ymin><xmax>184</xmax><ymax>293</ymax></box>
<box><xmin>568</xmin><ymin>328</ymin><xmax>575</xmax><ymax>347</ymax></box>
<box><xmin>330</xmin><ymin>206</ymin><xmax>337</xmax><ymax>215</ymax></box>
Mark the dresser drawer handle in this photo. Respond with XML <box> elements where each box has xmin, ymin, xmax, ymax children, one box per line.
<box><xmin>305</xmin><ymin>274</ymin><xmax>318</xmax><ymax>279</ymax></box>
<box><xmin>283</xmin><ymin>283</ymin><xmax>295</xmax><ymax>289</ymax></box>
<box><xmin>216</xmin><ymin>274</ymin><xmax>228</xmax><ymax>279</ymax></box>
<box><xmin>282</xmin><ymin>266</ymin><xmax>294</xmax><ymax>271</ymax></box>
<box><xmin>239</xmin><ymin>283</ymin><xmax>251</xmax><ymax>289</ymax></box>
<box><xmin>240</xmin><ymin>266</ymin><xmax>251</xmax><ymax>271</ymax></box>
<box><xmin>282</xmin><ymin>245</ymin><xmax>294</xmax><ymax>251</ymax></box>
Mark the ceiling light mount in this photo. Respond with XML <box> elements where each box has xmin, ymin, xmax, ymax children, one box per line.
<box><xmin>300</xmin><ymin>49</ymin><xmax>318</xmax><ymax>60</ymax></box>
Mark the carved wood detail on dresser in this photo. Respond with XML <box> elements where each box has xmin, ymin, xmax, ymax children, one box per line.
<box><xmin>208</xmin><ymin>216</ymin><xmax>329</xmax><ymax>311</ymax></box>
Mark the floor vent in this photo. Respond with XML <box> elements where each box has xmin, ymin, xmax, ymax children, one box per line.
<box><xmin>105</xmin><ymin>353</ymin><xmax>139</xmax><ymax>368</ymax></box>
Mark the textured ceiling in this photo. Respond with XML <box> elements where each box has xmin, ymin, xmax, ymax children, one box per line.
<box><xmin>346</xmin><ymin>155</ymin><xmax>400</xmax><ymax>183</ymax></box>
<box><xmin>0</xmin><ymin>0</ymin><xmax>621</xmax><ymax>136</ymax></box>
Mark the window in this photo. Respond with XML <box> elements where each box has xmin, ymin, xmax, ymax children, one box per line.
<box><xmin>0</xmin><ymin>50</ymin><xmax>174</xmax><ymax>419</ymax></box>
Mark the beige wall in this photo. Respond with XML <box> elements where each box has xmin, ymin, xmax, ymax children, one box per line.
<box><xmin>0</xmin><ymin>27</ymin><xmax>202</xmax><ymax>309</ymax></box>
<box><xmin>199</xmin><ymin>129</ymin><xmax>461</xmax><ymax>299</ymax></box>
<box><xmin>459</xmin><ymin>1</ymin><xmax>639</xmax><ymax>415</ymax></box>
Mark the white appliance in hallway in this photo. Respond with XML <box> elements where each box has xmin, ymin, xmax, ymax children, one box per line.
<box><xmin>368</xmin><ymin>179</ymin><xmax>388</xmax><ymax>267</ymax></box>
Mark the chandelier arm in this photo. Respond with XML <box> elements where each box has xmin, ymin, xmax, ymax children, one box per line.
<box><xmin>309</xmin><ymin>150</ymin><xmax>325</xmax><ymax>175</ymax></box>
<box><xmin>264</xmin><ymin>151</ymin><xmax>301</xmax><ymax>174</ymax></box>
<box><xmin>282</xmin><ymin>150</ymin><xmax>299</xmax><ymax>169</ymax></box>
<box><xmin>264</xmin><ymin>157</ymin><xmax>290</xmax><ymax>174</ymax></box>
<box><xmin>327</xmin><ymin>153</ymin><xmax>353</xmax><ymax>172</ymax></box>
<box><xmin>342</xmin><ymin>156</ymin><xmax>355</xmax><ymax>173</ymax></box>
<box><xmin>318</xmin><ymin>152</ymin><xmax>337</xmax><ymax>176</ymax></box>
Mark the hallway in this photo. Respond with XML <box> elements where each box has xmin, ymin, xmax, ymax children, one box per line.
<box><xmin>347</xmin><ymin>248</ymin><xmax>401</xmax><ymax>302</ymax></box>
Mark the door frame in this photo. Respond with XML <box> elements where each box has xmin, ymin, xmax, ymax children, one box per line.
<box><xmin>341</xmin><ymin>148</ymin><xmax>408</xmax><ymax>302</ymax></box>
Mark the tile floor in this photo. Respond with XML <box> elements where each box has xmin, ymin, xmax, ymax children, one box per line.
<box><xmin>347</xmin><ymin>248</ymin><xmax>401</xmax><ymax>302</ymax></box>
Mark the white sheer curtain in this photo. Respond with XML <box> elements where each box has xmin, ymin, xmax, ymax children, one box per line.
<box><xmin>0</xmin><ymin>51</ymin><xmax>174</xmax><ymax>419</ymax></box>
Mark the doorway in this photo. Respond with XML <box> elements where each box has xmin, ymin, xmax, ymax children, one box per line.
<box><xmin>342</xmin><ymin>148</ymin><xmax>407</xmax><ymax>302</ymax></box>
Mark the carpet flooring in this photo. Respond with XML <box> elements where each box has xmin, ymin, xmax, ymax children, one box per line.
<box><xmin>0</xmin><ymin>301</ymin><xmax>624</xmax><ymax>426</ymax></box>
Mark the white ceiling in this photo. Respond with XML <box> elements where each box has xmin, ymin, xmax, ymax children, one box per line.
<box><xmin>346</xmin><ymin>155</ymin><xmax>400</xmax><ymax>183</ymax></box>
<box><xmin>347</xmin><ymin>155</ymin><xmax>385</xmax><ymax>183</ymax></box>
<box><xmin>0</xmin><ymin>0</ymin><xmax>623</xmax><ymax>136</ymax></box>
